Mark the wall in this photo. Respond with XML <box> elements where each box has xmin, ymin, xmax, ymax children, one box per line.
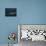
<box><xmin>20</xmin><ymin>0</ymin><xmax>46</xmax><ymax>24</ymax></box>
<box><xmin>0</xmin><ymin>0</ymin><xmax>46</xmax><ymax>45</ymax></box>
<box><xmin>0</xmin><ymin>0</ymin><xmax>20</xmax><ymax>44</ymax></box>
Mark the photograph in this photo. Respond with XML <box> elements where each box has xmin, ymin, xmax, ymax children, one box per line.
<box><xmin>5</xmin><ymin>8</ymin><xmax>17</xmax><ymax>16</ymax></box>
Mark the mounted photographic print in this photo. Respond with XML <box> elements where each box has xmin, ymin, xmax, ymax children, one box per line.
<box><xmin>5</xmin><ymin>8</ymin><xmax>17</xmax><ymax>16</ymax></box>
<box><xmin>18</xmin><ymin>24</ymin><xmax>46</xmax><ymax>41</ymax></box>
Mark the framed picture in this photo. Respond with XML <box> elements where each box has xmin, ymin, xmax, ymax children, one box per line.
<box><xmin>5</xmin><ymin>8</ymin><xmax>17</xmax><ymax>16</ymax></box>
<box><xmin>18</xmin><ymin>24</ymin><xmax>46</xmax><ymax>41</ymax></box>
